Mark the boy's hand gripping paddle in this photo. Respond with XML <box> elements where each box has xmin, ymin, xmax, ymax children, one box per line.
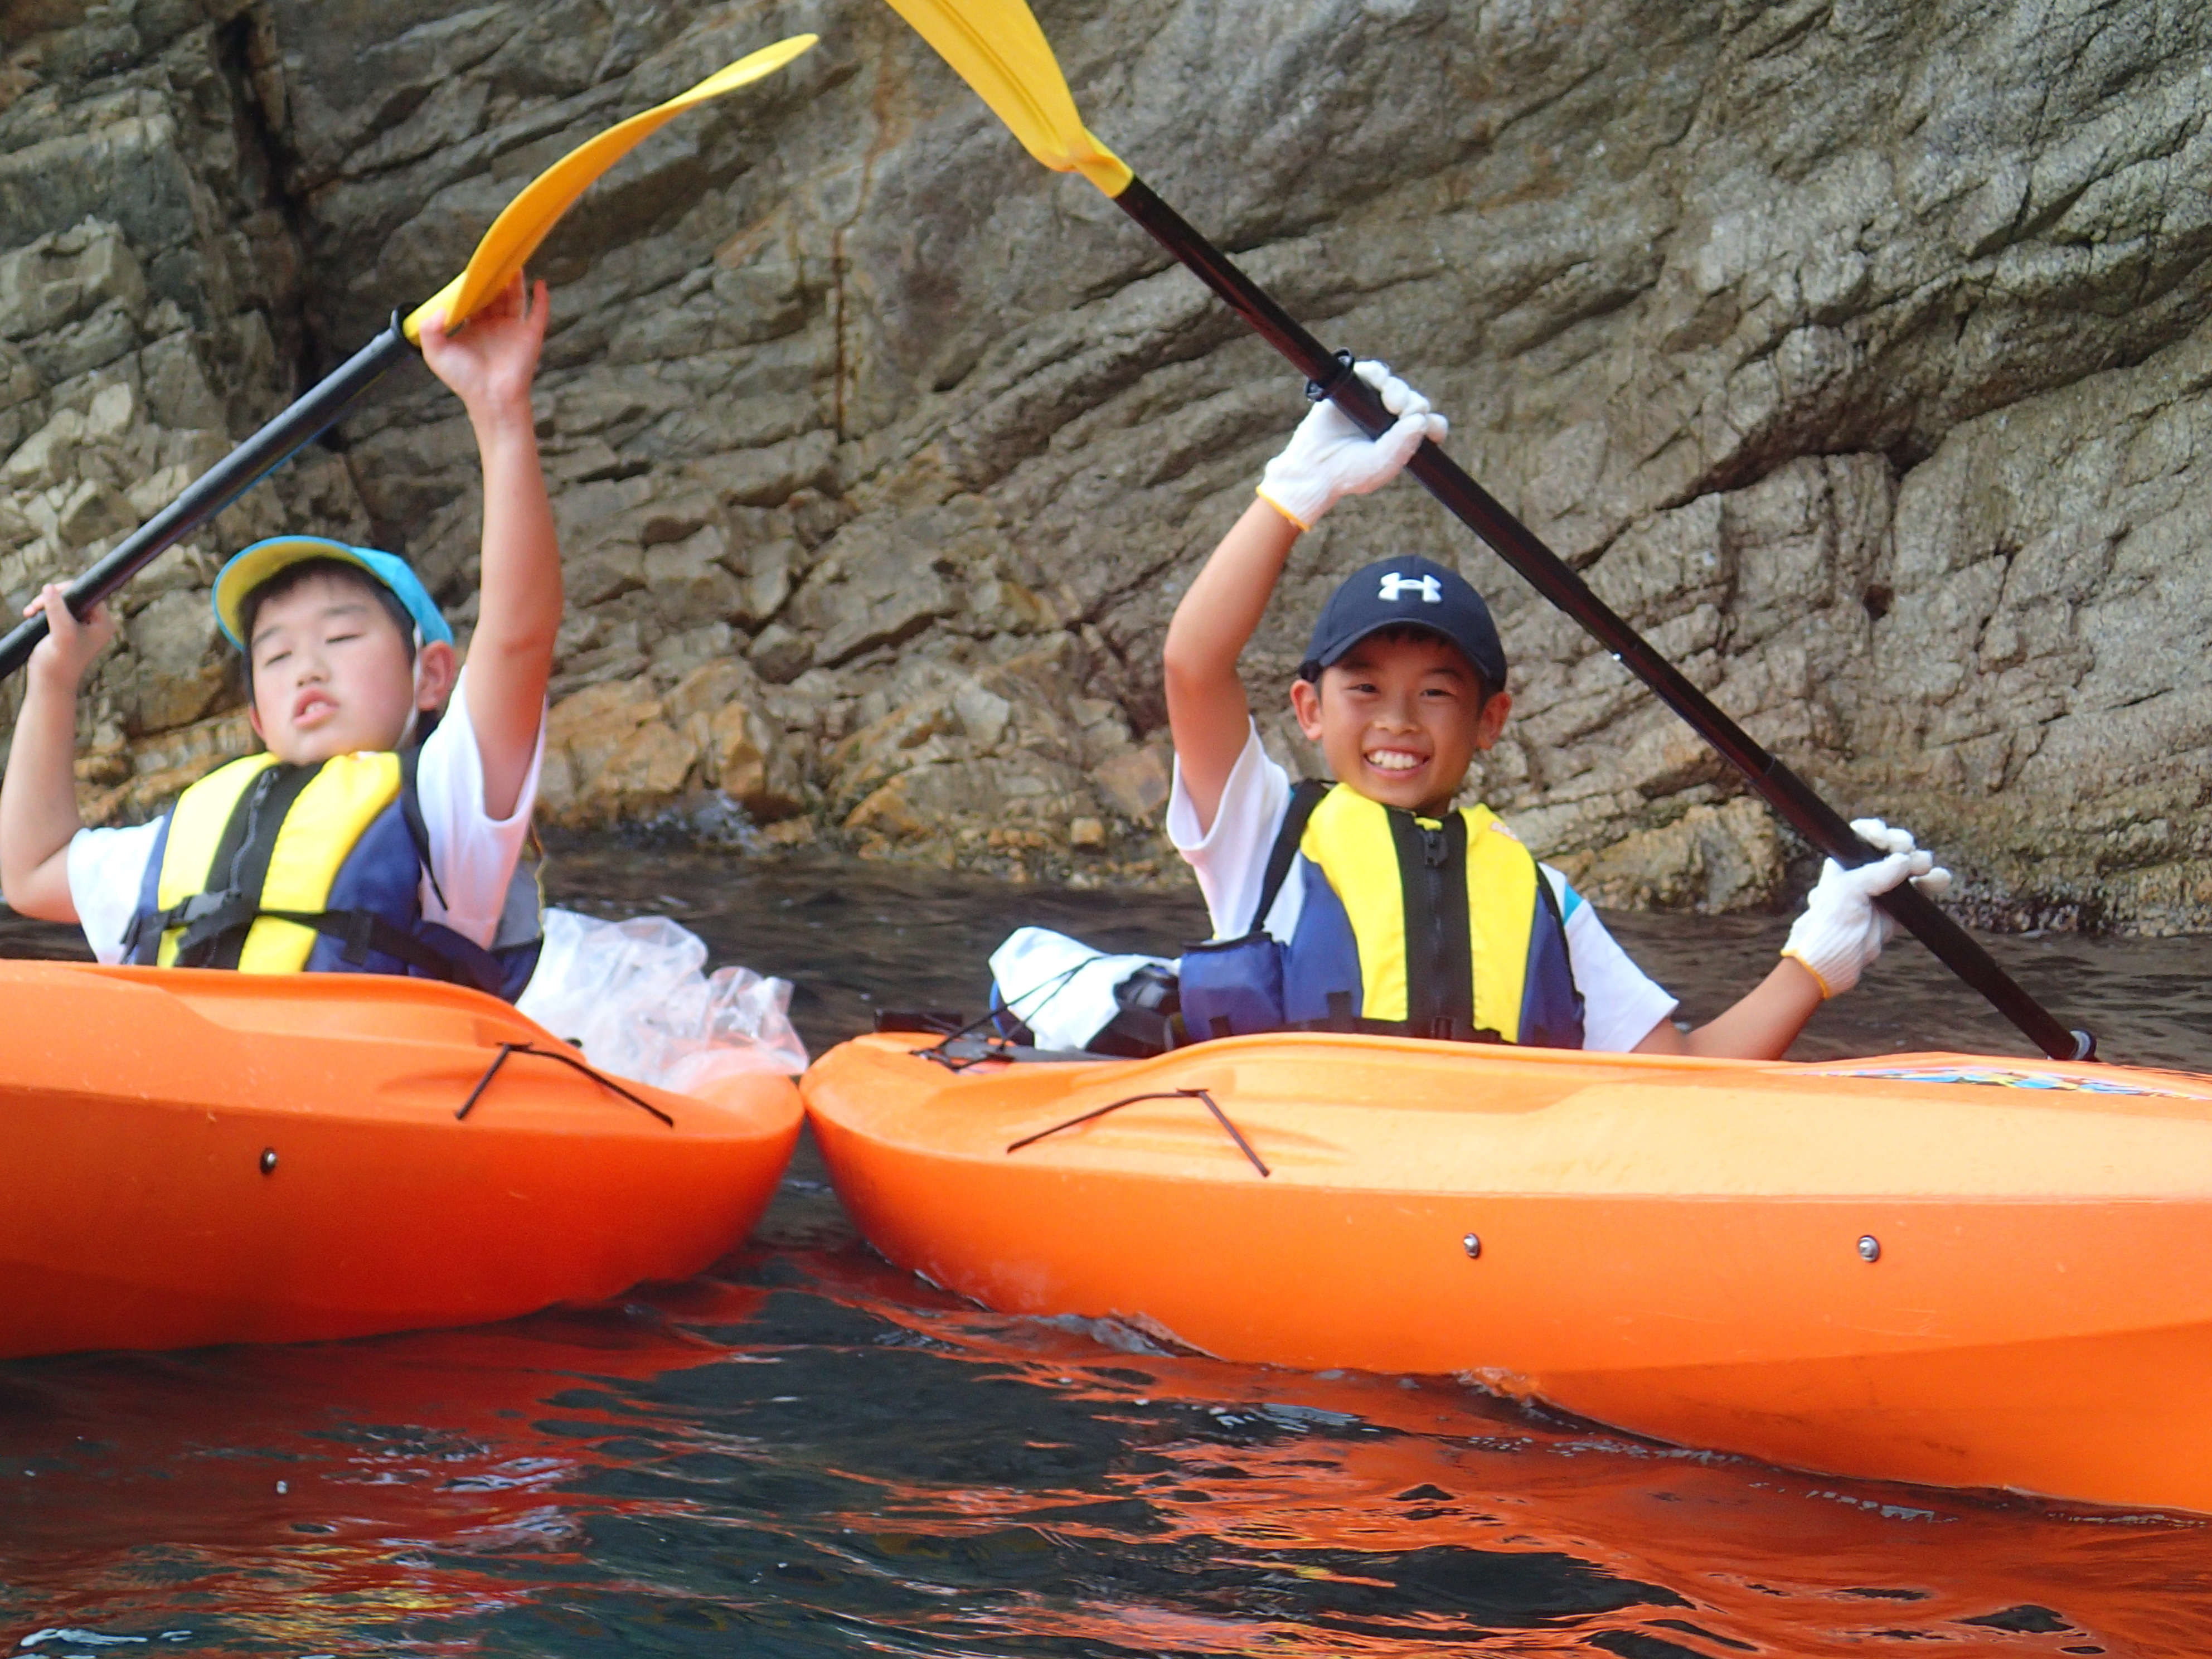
<box><xmin>880</xmin><ymin>0</ymin><xmax>2094</xmax><ymax>1063</ymax></box>
<box><xmin>0</xmin><ymin>33</ymin><xmax>817</xmax><ymax>682</ymax></box>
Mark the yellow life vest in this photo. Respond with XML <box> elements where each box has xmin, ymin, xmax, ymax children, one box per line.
<box><xmin>1178</xmin><ymin>780</ymin><xmax>1584</xmax><ymax>1048</ymax></box>
<box><xmin>1284</xmin><ymin>784</ymin><xmax>1583</xmax><ymax>1046</ymax></box>
<box><xmin>148</xmin><ymin>753</ymin><xmax>404</xmax><ymax>972</ymax></box>
<box><xmin>1292</xmin><ymin>787</ymin><xmax>1557</xmax><ymax>1039</ymax></box>
<box><xmin>125</xmin><ymin>750</ymin><xmax>542</xmax><ymax>999</ymax></box>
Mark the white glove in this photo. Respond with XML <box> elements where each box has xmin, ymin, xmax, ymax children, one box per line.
<box><xmin>1781</xmin><ymin>818</ymin><xmax>1954</xmax><ymax>998</ymax></box>
<box><xmin>1256</xmin><ymin>360</ymin><xmax>1448</xmax><ymax>531</ymax></box>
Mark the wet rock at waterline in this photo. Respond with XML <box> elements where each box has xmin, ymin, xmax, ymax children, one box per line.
<box><xmin>1</xmin><ymin>1</ymin><xmax>2209</xmax><ymax>923</ymax></box>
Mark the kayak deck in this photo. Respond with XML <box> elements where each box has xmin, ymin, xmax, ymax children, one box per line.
<box><xmin>803</xmin><ymin>1031</ymin><xmax>2212</xmax><ymax>1514</ymax></box>
<box><xmin>0</xmin><ymin>962</ymin><xmax>802</xmax><ymax>1359</ymax></box>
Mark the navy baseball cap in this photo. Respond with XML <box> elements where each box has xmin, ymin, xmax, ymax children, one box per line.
<box><xmin>1302</xmin><ymin>556</ymin><xmax>1506</xmax><ymax>691</ymax></box>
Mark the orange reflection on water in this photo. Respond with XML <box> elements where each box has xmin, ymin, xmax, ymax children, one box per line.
<box><xmin>3</xmin><ymin>1249</ymin><xmax>2210</xmax><ymax>1658</ymax></box>
<box><xmin>805</xmin><ymin>1252</ymin><xmax>2212</xmax><ymax>1657</ymax></box>
<box><xmin>0</xmin><ymin>1282</ymin><xmax>768</xmax><ymax>1651</ymax></box>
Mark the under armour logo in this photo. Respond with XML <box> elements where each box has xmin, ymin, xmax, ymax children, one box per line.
<box><xmin>1379</xmin><ymin>572</ymin><xmax>1442</xmax><ymax>604</ymax></box>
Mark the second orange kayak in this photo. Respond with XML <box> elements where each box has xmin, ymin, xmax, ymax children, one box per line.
<box><xmin>0</xmin><ymin>961</ymin><xmax>802</xmax><ymax>1360</ymax></box>
<box><xmin>804</xmin><ymin>1030</ymin><xmax>2212</xmax><ymax>1515</ymax></box>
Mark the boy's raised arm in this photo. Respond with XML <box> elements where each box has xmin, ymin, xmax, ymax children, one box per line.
<box><xmin>0</xmin><ymin>586</ymin><xmax>117</xmax><ymax>921</ymax></box>
<box><xmin>1163</xmin><ymin>362</ymin><xmax>1443</xmax><ymax>833</ymax></box>
<box><xmin>1163</xmin><ymin>499</ymin><xmax>1299</xmax><ymax>833</ymax></box>
<box><xmin>416</xmin><ymin>274</ymin><xmax>560</xmax><ymax>822</ymax></box>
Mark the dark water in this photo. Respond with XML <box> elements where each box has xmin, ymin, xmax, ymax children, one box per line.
<box><xmin>6</xmin><ymin>849</ymin><xmax>2212</xmax><ymax>1657</ymax></box>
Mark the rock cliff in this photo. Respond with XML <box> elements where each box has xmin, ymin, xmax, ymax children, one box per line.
<box><xmin>3</xmin><ymin>0</ymin><xmax>2210</xmax><ymax>926</ymax></box>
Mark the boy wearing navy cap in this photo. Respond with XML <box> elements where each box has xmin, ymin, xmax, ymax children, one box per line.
<box><xmin>1163</xmin><ymin>361</ymin><xmax>1949</xmax><ymax>1058</ymax></box>
<box><xmin>0</xmin><ymin>275</ymin><xmax>561</xmax><ymax>998</ymax></box>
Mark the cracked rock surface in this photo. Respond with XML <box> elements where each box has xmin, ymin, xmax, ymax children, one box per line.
<box><xmin>2</xmin><ymin>0</ymin><xmax>2210</xmax><ymax>925</ymax></box>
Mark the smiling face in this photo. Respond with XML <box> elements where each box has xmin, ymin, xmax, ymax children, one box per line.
<box><xmin>1288</xmin><ymin>629</ymin><xmax>1512</xmax><ymax>817</ymax></box>
<box><xmin>244</xmin><ymin>570</ymin><xmax>455</xmax><ymax>764</ymax></box>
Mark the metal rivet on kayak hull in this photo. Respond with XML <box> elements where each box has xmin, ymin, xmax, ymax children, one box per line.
<box><xmin>260</xmin><ymin>1148</ymin><xmax>278</xmax><ymax>1176</ymax></box>
<box><xmin>1857</xmin><ymin>1234</ymin><xmax>1880</xmax><ymax>1262</ymax></box>
<box><xmin>1461</xmin><ymin>1233</ymin><xmax>1481</xmax><ymax>1259</ymax></box>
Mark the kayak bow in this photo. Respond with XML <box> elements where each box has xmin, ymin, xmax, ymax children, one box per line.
<box><xmin>0</xmin><ymin>961</ymin><xmax>801</xmax><ymax>1359</ymax></box>
<box><xmin>806</xmin><ymin>1030</ymin><xmax>2212</xmax><ymax>1514</ymax></box>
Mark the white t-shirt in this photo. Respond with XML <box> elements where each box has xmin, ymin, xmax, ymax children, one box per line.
<box><xmin>1164</xmin><ymin>724</ymin><xmax>1678</xmax><ymax>1054</ymax></box>
<box><xmin>67</xmin><ymin>664</ymin><xmax>546</xmax><ymax>964</ymax></box>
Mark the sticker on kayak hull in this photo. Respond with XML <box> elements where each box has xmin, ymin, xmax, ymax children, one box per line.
<box><xmin>1807</xmin><ymin>1064</ymin><xmax>2207</xmax><ymax>1099</ymax></box>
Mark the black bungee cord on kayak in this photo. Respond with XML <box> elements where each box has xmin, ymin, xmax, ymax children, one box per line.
<box><xmin>901</xmin><ymin>958</ymin><xmax>1100</xmax><ymax>1070</ymax></box>
<box><xmin>1007</xmin><ymin>1088</ymin><xmax>1271</xmax><ymax>1178</ymax></box>
<box><xmin>456</xmin><ymin>1041</ymin><xmax>674</xmax><ymax>1127</ymax></box>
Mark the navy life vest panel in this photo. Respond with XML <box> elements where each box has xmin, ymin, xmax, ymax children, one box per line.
<box><xmin>123</xmin><ymin>749</ymin><xmax>541</xmax><ymax>1002</ymax></box>
<box><xmin>1181</xmin><ymin>780</ymin><xmax>1583</xmax><ymax>1048</ymax></box>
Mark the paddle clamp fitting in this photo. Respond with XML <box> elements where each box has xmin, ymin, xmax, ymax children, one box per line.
<box><xmin>2068</xmin><ymin>1028</ymin><xmax>2097</xmax><ymax>1062</ymax></box>
<box><xmin>1304</xmin><ymin>347</ymin><xmax>1356</xmax><ymax>404</ymax></box>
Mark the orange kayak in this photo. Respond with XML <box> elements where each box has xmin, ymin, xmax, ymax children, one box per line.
<box><xmin>804</xmin><ymin>1030</ymin><xmax>2212</xmax><ymax>1514</ymax></box>
<box><xmin>0</xmin><ymin>961</ymin><xmax>801</xmax><ymax>1359</ymax></box>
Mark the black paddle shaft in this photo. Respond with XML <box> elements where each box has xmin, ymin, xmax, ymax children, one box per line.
<box><xmin>1110</xmin><ymin>176</ymin><xmax>2094</xmax><ymax>1064</ymax></box>
<box><xmin>0</xmin><ymin>320</ymin><xmax>412</xmax><ymax>680</ymax></box>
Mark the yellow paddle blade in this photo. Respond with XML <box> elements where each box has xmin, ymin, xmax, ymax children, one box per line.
<box><xmin>404</xmin><ymin>33</ymin><xmax>818</xmax><ymax>341</ymax></box>
<box><xmin>881</xmin><ymin>0</ymin><xmax>1132</xmax><ymax>197</ymax></box>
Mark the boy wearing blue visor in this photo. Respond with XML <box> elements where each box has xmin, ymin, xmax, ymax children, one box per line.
<box><xmin>0</xmin><ymin>275</ymin><xmax>561</xmax><ymax>999</ymax></box>
<box><xmin>1165</xmin><ymin>362</ymin><xmax>1951</xmax><ymax>1058</ymax></box>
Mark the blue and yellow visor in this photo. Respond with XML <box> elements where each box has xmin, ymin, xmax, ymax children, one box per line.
<box><xmin>213</xmin><ymin>536</ymin><xmax>453</xmax><ymax>652</ymax></box>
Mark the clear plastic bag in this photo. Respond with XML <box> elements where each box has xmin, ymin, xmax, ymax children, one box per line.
<box><xmin>516</xmin><ymin>908</ymin><xmax>808</xmax><ymax>1088</ymax></box>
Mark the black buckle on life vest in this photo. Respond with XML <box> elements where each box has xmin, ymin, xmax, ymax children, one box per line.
<box><xmin>342</xmin><ymin>909</ymin><xmax>377</xmax><ymax>967</ymax></box>
<box><xmin>170</xmin><ymin>891</ymin><xmax>261</xmax><ymax>963</ymax></box>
